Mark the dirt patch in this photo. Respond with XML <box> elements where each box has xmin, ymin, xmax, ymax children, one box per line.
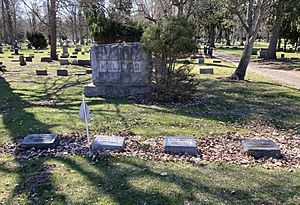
<box><xmin>26</xmin><ymin>164</ymin><xmax>56</xmax><ymax>193</ymax></box>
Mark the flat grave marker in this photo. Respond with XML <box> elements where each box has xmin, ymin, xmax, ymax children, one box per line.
<box><xmin>25</xmin><ymin>56</ymin><xmax>33</xmax><ymax>62</ymax></box>
<box><xmin>36</xmin><ymin>70</ymin><xmax>48</xmax><ymax>76</ymax></box>
<box><xmin>41</xmin><ymin>57</ymin><xmax>52</xmax><ymax>63</ymax></box>
<box><xmin>11</xmin><ymin>59</ymin><xmax>19</xmax><ymax>62</ymax></box>
<box><xmin>242</xmin><ymin>139</ymin><xmax>281</xmax><ymax>159</ymax></box>
<box><xmin>78</xmin><ymin>60</ymin><xmax>91</xmax><ymax>66</ymax></box>
<box><xmin>92</xmin><ymin>135</ymin><xmax>125</xmax><ymax>151</ymax></box>
<box><xmin>163</xmin><ymin>136</ymin><xmax>198</xmax><ymax>156</ymax></box>
<box><xmin>291</xmin><ymin>57</ymin><xmax>299</xmax><ymax>60</ymax></box>
<box><xmin>57</xmin><ymin>69</ymin><xmax>68</xmax><ymax>76</ymax></box>
<box><xmin>75</xmin><ymin>72</ymin><xmax>86</xmax><ymax>76</ymax></box>
<box><xmin>21</xmin><ymin>134</ymin><xmax>60</xmax><ymax>149</ymax></box>
<box><xmin>200</xmin><ymin>68</ymin><xmax>214</xmax><ymax>74</ymax></box>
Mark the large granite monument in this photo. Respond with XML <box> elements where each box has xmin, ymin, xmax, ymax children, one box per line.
<box><xmin>84</xmin><ymin>42</ymin><xmax>150</xmax><ymax>97</ymax></box>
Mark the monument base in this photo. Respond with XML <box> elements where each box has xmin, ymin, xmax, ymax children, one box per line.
<box><xmin>84</xmin><ymin>83</ymin><xmax>148</xmax><ymax>98</ymax></box>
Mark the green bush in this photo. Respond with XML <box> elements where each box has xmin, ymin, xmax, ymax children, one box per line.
<box><xmin>84</xmin><ymin>2</ymin><xmax>143</xmax><ymax>44</ymax></box>
<box><xmin>27</xmin><ymin>32</ymin><xmax>47</xmax><ymax>49</ymax></box>
<box><xmin>141</xmin><ymin>18</ymin><xmax>198</xmax><ymax>103</ymax></box>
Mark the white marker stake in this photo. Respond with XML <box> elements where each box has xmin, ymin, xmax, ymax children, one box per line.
<box><xmin>82</xmin><ymin>94</ymin><xmax>90</xmax><ymax>144</ymax></box>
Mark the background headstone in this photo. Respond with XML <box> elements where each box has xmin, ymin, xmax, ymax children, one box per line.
<box><xmin>200</xmin><ymin>68</ymin><xmax>214</xmax><ymax>74</ymax></box>
<box><xmin>19</xmin><ymin>56</ymin><xmax>26</xmax><ymax>66</ymax></box>
<box><xmin>57</xmin><ymin>69</ymin><xmax>68</xmax><ymax>76</ymax></box>
<box><xmin>36</xmin><ymin>70</ymin><xmax>48</xmax><ymax>76</ymax></box>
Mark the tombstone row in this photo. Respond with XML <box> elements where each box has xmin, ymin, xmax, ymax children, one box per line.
<box><xmin>36</xmin><ymin>69</ymin><xmax>92</xmax><ymax>76</ymax></box>
<box><xmin>20</xmin><ymin>134</ymin><xmax>282</xmax><ymax>159</ymax></box>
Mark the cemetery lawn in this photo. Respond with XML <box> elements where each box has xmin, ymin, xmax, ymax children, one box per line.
<box><xmin>0</xmin><ymin>51</ymin><xmax>300</xmax><ymax>204</ymax></box>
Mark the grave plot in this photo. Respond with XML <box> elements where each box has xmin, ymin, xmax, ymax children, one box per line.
<box><xmin>163</xmin><ymin>136</ymin><xmax>199</xmax><ymax>156</ymax></box>
<box><xmin>20</xmin><ymin>134</ymin><xmax>60</xmax><ymax>149</ymax></box>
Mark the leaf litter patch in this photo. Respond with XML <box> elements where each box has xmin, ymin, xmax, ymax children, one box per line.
<box><xmin>0</xmin><ymin>122</ymin><xmax>299</xmax><ymax>169</ymax></box>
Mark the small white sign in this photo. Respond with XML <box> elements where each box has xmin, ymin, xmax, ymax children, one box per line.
<box><xmin>79</xmin><ymin>102</ymin><xmax>92</xmax><ymax>122</ymax></box>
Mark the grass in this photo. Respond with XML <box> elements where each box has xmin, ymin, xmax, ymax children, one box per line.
<box><xmin>1</xmin><ymin>156</ymin><xmax>300</xmax><ymax>205</ymax></box>
<box><xmin>0</xmin><ymin>47</ymin><xmax>300</xmax><ymax>204</ymax></box>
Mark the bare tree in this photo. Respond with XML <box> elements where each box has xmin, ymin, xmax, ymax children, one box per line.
<box><xmin>226</xmin><ymin>0</ymin><xmax>270</xmax><ymax>80</ymax></box>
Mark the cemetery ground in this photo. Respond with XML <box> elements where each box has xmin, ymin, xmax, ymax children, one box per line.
<box><xmin>0</xmin><ymin>48</ymin><xmax>300</xmax><ymax>204</ymax></box>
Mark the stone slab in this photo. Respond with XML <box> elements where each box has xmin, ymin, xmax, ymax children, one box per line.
<box><xmin>59</xmin><ymin>59</ymin><xmax>69</xmax><ymax>65</ymax></box>
<box><xmin>163</xmin><ymin>136</ymin><xmax>198</xmax><ymax>155</ymax></box>
<box><xmin>75</xmin><ymin>72</ymin><xmax>86</xmax><ymax>76</ymax></box>
<box><xmin>36</xmin><ymin>70</ymin><xmax>48</xmax><ymax>76</ymax></box>
<box><xmin>200</xmin><ymin>68</ymin><xmax>214</xmax><ymax>74</ymax></box>
<box><xmin>198</xmin><ymin>58</ymin><xmax>205</xmax><ymax>64</ymax></box>
<box><xmin>242</xmin><ymin>139</ymin><xmax>281</xmax><ymax>159</ymax></box>
<box><xmin>84</xmin><ymin>83</ymin><xmax>148</xmax><ymax>97</ymax></box>
<box><xmin>57</xmin><ymin>69</ymin><xmax>68</xmax><ymax>76</ymax></box>
<box><xmin>86</xmin><ymin>69</ymin><xmax>92</xmax><ymax>74</ymax></box>
<box><xmin>78</xmin><ymin>60</ymin><xmax>91</xmax><ymax>66</ymax></box>
<box><xmin>92</xmin><ymin>135</ymin><xmax>125</xmax><ymax>151</ymax></box>
<box><xmin>20</xmin><ymin>134</ymin><xmax>60</xmax><ymax>149</ymax></box>
<box><xmin>25</xmin><ymin>57</ymin><xmax>33</xmax><ymax>62</ymax></box>
<box><xmin>258</xmin><ymin>49</ymin><xmax>268</xmax><ymax>58</ymax></box>
<box><xmin>251</xmin><ymin>50</ymin><xmax>258</xmax><ymax>55</ymax></box>
<box><xmin>41</xmin><ymin>57</ymin><xmax>52</xmax><ymax>62</ymax></box>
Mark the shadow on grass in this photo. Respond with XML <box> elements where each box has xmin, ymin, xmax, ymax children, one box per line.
<box><xmin>0</xmin><ymin>75</ymin><xmax>66</xmax><ymax>204</ymax></box>
<box><xmin>2</xmin><ymin>156</ymin><xmax>297</xmax><ymax>204</ymax></box>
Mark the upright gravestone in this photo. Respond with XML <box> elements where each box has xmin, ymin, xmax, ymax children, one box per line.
<box><xmin>14</xmin><ymin>48</ymin><xmax>19</xmax><ymax>55</ymax></box>
<box><xmin>19</xmin><ymin>56</ymin><xmax>26</xmax><ymax>66</ymax></box>
<box><xmin>0</xmin><ymin>46</ymin><xmax>3</xmax><ymax>54</ymax></box>
<box><xmin>61</xmin><ymin>46</ymin><xmax>69</xmax><ymax>58</ymax></box>
<box><xmin>258</xmin><ymin>49</ymin><xmax>268</xmax><ymax>58</ymax></box>
<box><xmin>84</xmin><ymin>42</ymin><xmax>150</xmax><ymax>97</ymax></box>
<box><xmin>75</xmin><ymin>44</ymin><xmax>82</xmax><ymax>52</ymax></box>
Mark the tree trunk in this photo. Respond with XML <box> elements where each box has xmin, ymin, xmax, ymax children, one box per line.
<box><xmin>1</xmin><ymin>0</ymin><xmax>7</xmax><ymax>41</ymax></box>
<box><xmin>239</xmin><ymin>26</ymin><xmax>244</xmax><ymax>46</ymax></box>
<box><xmin>267</xmin><ymin>0</ymin><xmax>284</xmax><ymax>59</ymax></box>
<box><xmin>230</xmin><ymin>0</ymin><xmax>267</xmax><ymax>80</ymax></box>
<box><xmin>3</xmin><ymin>0</ymin><xmax>14</xmax><ymax>44</ymax></box>
<box><xmin>50</xmin><ymin>0</ymin><xmax>57</xmax><ymax>60</ymax></box>
<box><xmin>284</xmin><ymin>39</ymin><xmax>288</xmax><ymax>52</ymax></box>
<box><xmin>208</xmin><ymin>24</ymin><xmax>216</xmax><ymax>47</ymax></box>
<box><xmin>225</xmin><ymin>29</ymin><xmax>231</xmax><ymax>46</ymax></box>
<box><xmin>230</xmin><ymin>39</ymin><xmax>254</xmax><ymax>80</ymax></box>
